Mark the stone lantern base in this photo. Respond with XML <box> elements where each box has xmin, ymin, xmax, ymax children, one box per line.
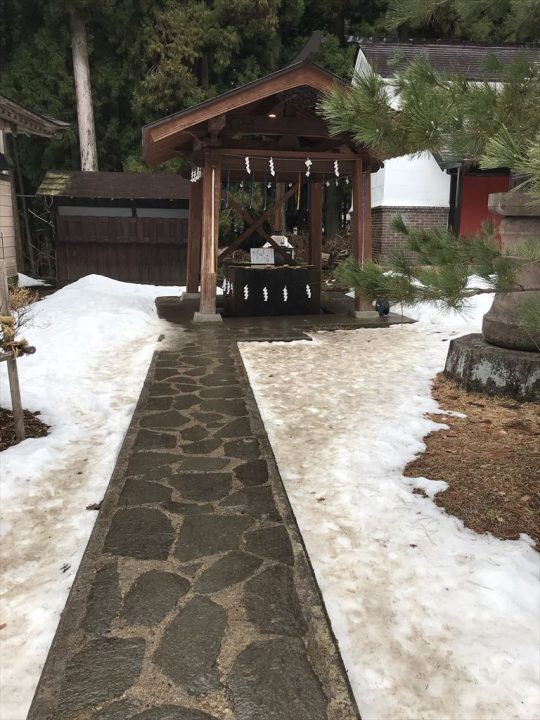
<box><xmin>444</xmin><ymin>334</ymin><xmax>540</xmax><ymax>401</ymax></box>
<box><xmin>481</xmin><ymin>192</ymin><xmax>540</xmax><ymax>351</ymax></box>
<box><xmin>444</xmin><ymin>191</ymin><xmax>539</xmax><ymax>401</ymax></box>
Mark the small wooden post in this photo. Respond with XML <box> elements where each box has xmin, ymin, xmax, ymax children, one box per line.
<box><xmin>352</xmin><ymin>159</ymin><xmax>371</xmax><ymax>312</ymax></box>
<box><xmin>0</xmin><ymin>260</ymin><xmax>25</xmax><ymax>441</ymax></box>
<box><xmin>186</xmin><ymin>178</ymin><xmax>203</xmax><ymax>293</ymax></box>
<box><xmin>309</xmin><ymin>180</ymin><xmax>323</xmax><ymax>270</ymax></box>
<box><xmin>198</xmin><ymin>154</ymin><xmax>221</xmax><ymax>318</ymax></box>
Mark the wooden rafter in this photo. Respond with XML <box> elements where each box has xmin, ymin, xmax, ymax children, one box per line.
<box><xmin>219</xmin><ymin>148</ymin><xmax>358</xmax><ymax>160</ymax></box>
<box><xmin>227</xmin><ymin>116</ymin><xmax>329</xmax><ymax>138</ymax></box>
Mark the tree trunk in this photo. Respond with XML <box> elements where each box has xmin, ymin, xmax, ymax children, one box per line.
<box><xmin>69</xmin><ymin>6</ymin><xmax>98</xmax><ymax>171</ymax></box>
<box><xmin>334</xmin><ymin>4</ymin><xmax>346</xmax><ymax>42</ymax></box>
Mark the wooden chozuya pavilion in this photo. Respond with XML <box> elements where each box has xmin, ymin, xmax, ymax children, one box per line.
<box><xmin>142</xmin><ymin>35</ymin><xmax>381</xmax><ymax>321</ymax></box>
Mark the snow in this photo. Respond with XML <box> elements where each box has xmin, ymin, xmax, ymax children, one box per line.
<box><xmin>17</xmin><ymin>272</ymin><xmax>49</xmax><ymax>287</ymax></box>
<box><xmin>0</xmin><ymin>275</ymin><xmax>183</xmax><ymax>720</ymax></box>
<box><xmin>239</xmin><ymin>295</ymin><xmax>540</xmax><ymax>720</ymax></box>
<box><xmin>2</xmin><ymin>274</ymin><xmax>539</xmax><ymax>720</ymax></box>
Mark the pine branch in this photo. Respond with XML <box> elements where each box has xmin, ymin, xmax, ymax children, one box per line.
<box><xmin>335</xmin><ymin>216</ymin><xmax>538</xmax><ymax>315</ymax></box>
<box><xmin>319</xmin><ymin>54</ymin><xmax>540</xmax><ymax>188</ymax></box>
<box><xmin>462</xmin><ymin>286</ymin><xmax>540</xmax><ymax>296</ymax></box>
<box><xmin>520</xmin><ymin>296</ymin><xmax>540</xmax><ymax>348</ymax></box>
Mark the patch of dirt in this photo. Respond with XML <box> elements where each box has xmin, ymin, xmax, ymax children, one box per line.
<box><xmin>0</xmin><ymin>407</ymin><xmax>49</xmax><ymax>451</ymax></box>
<box><xmin>404</xmin><ymin>374</ymin><xmax>540</xmax><ymax>548</ymax></box>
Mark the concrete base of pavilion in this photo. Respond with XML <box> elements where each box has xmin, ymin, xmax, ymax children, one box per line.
<box><xmin>349</xmin><ymin>309</ymin><xmax>411</xmax><ymax>323</ymax></box>
<box><xmin>162</xmin><ymin>290</ymin><xmax>414</xmax><ymax>338</ymax></box>
<box><xmin>192</xmin><ymin>311</ymin><xmax>223</xmax><ymax>324</ymax></box>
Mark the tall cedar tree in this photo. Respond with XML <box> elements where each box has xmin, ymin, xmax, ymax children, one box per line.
<box><xmin>0</xmin><ymin>0</ymin><xmax>387</xmax><ymax>270</ymax></box>
<box><xmin>0</xmin><ymin>0</ymin><xmax>380</xmax><ymax>183</ymax></box>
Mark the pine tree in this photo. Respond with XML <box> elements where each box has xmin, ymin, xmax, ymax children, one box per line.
<box><xmin>319</xmin><ymin>39</ymin><xmax>540</xmax><ymax>342</ymax></box>
<box><xmin>336</xmin><ymin>218</ymin><xmax>540</xmax><ymax>345</ymax></box>
<box><xmin>320</xmin><ymin>53</ymin><xmax>540</xmax><ymax>192</ymax></box>
<box><xmin>385</xmin><ymin>0</ymin><xmax>540</xmax><ymax>42</ymax></box>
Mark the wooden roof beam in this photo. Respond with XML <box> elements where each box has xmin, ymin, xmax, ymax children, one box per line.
<box><xmin>228</xmin><ymin>116</ymin><xmax>329</xmax><ymax>138</ymax></box>
<box><xmin>208</xmin><ymin>114</ymin><xmax>226</xmax><ymax>143</ymax></box>
<box><xmin>219</xmin><ymin>148</ymin><xmax>359</xmax><ymax>159</ymax></box>
<box><xmin>188</xmin><ymin>153</ymin><xmax>358</xmax><ymax>175</ymax></box>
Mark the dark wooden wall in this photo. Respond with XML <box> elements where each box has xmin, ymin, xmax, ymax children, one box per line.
<box><xmin>55</xmin><ymin>216</ymin><xmax>188</xmax><ymax>285</ymax></box>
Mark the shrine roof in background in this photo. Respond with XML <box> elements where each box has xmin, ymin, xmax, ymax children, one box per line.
<box><xmin>0</xmin><ymin>94</ymin><xmax>69</xmax><ymax>137</ymax></box>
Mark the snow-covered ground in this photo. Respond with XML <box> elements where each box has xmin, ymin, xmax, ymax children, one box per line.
<box><xmin>17</xmin><ymin>272</ymin><xmax>49</xmax><ymax>288</ymax></box>
<box><xmin>2</xmin><ymin>275</ymin><xmax>539</xmax><ymax>720</ymax></box>
<box><xmin>239</xmin><ymin>297</ymin><xmax>540</xmax><ymax>720</ymax></box>
<box><xmin>0</xmin><ymin>275</ymin><xmax>182</xmax><ymax>720</ymax></box>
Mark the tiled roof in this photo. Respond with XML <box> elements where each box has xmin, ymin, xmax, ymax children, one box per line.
<box><xmin>37</xmin><ymin>171</ymin><xmax>190</xmax><ymax>199</ymax></box>
<box><xmin>356</xmin><ymin>40</ymin><xmax>539</xmax><ymax>80</ymax></box>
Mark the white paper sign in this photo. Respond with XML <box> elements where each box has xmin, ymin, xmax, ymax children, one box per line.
<box><xmin>265</xmin><ymin>236</ymin><xmax>294</xmax><ymax>259</ymax></box>
<box><xmin>250</xmin><ymin>247</ymin><xmax>275</xmax><ymax>264</ymax></box>
<box><xmin>269</xmin><ymin>235</ymin><xmax>292</xmax><ymax>247</ymax></box>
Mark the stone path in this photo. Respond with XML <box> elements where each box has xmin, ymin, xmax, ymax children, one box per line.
<box><xmin>29</xmin><ymin>320</ymin><xmax>360</xmax><ymax>720</ymax></box>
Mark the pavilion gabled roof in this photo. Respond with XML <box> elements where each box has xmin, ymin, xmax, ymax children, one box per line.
<box><xmin>142</xmin><ymin>60</ymin><xmax>355</xmax><ymax>167</ymax></box>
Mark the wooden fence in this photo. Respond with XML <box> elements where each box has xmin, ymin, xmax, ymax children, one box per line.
<box><xmin>55</xmin><ymin>216</ymin><xmax>188</xmax><ymax>285</ymax></box>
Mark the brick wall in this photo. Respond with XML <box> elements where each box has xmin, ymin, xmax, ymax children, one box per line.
<box><xmin>372</xmin><ymin>206</ymin><xmax>449</xmax><ymax>262</ymax></box>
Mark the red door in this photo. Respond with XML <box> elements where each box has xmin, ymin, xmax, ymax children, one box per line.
<box><xmin>459</xmin><ymin>174</ymin><xmax>510</xmax><ymax>236</ymax></box>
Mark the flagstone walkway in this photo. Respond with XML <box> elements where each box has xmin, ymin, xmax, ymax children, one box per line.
<box><xmin>28</xmin><ymin>311</ymin><xmax>360</xmax><ymax>720</ymax></box>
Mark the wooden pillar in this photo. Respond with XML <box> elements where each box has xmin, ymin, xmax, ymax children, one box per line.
<box><xmin>186</xmin><ymin>179</ymin><xmax>203</xmax><ymax>293</ymax></box>
<box><xmin>273</xmin><ymin>182</ymin><xmax>285</xmax><ymax>231</ymax></box>
<box><xmin>309</xmin><ymin>180</ymin><xmax>323</xmax><ymax>270</ymax></box>
<box><xmin>363</xmin><ymin>170</ymin><xmax>372</xmax><ymax>262</ymax></box>
<box><xmin>198</xmin><ymin>153</ymin><xmax>221</xmax><ymax>317</ymax></box>
<box><xmin>352</xmin><ymin>159</ymin><xmax>371</xmax><ymax>311</ymax></box>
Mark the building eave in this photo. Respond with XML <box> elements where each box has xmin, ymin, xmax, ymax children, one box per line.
<box><xmin>0</xmin><ymin>95</ymin><xmax>69</xmax><ymax>138</ymax></box>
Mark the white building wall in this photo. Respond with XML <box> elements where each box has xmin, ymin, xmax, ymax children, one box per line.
<box><xmin>372</xmin><ymin>154</ymin><xmax>451</xmax><ymax>208</ymax></box>
<box><xmin>353</xmin><ymin>48</ymin><xmax>451</xmax><ymax>209</ymax></box>
<box><xmin>370</xmin><ymin>164</ymin><xmax>385</xmax><ymax>206</ymax></box>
